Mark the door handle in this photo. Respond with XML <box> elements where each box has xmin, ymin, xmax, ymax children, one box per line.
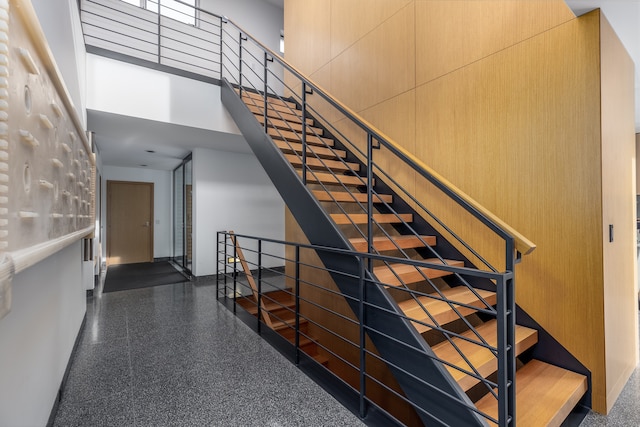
<box><xmin>143</xmin><ymin>221</ymin><xmax>150</xmax><ymax>227</ymax></box>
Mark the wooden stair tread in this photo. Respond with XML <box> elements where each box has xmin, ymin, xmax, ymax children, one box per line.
<box><xmin>268</xmin><ymin>128</ymin><xmax>333</xmax><ymax>147</ymax></box>
<box><xmin>247</xmin><ymin>104</ymin><xmax>312</xmax><ymax>125</ymax></box>
<box><xmin>396</xmin><ymin>287</ymin><xmax>497</xmax><ymax>334</ymax></box>
<box><xmin>475</xmin><ymin>360</ymin><xmax>588</xmax><ymax>427</ymax></box>
<box><xmin>313</xmin><ymin>190</ymin><xmax>392</xmax><ymax>204</ymax></box>
<box><xmin>350</xmin><ymin>235</ymin><xmax>436</xmax><ymax>252</ymax></box>
<box><xmin>257</xmin><ymin>115</ymin><xmax>323</xmax><ymax>135</ymax></box>
<box><xmin>374</xmin><ymin>259</ymin><xmax>464</xmax><ymax>287</ymax></box>
<box><xmin>240</xmin><ymin>91</ymin><xmax>297</xmax><ymax>109</ymax></box>
<box><xmin>239</xmin><ymin>297</ymin><xmax>294</xmax><ymax>316</ymax></box>
<box><xmin>298</xmin><ymin>171</ymin><xmax>368</xmax><ymax>187</ymax></box>
<box><xmin>432</xmin><ymin>320</ymin><xmax>538</xmax><ymax>391</ymax></box>
<box><xmin>331</xmin><ymin>213</ymin><xmax>412</xmax><ymax>225</ymax></box>
<box><xmin>285</xmin><ymin>154</ymin><xmax>360</xmax><ymax>172</ymax></box>
<box><xmin>274</xmin><ymin>140</ymin><xmax>346</xmax><ymax>159</ymax></box>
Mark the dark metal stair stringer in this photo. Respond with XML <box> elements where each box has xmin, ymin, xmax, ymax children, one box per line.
<box><xmin>221</xmin><ymin>80</ymin><xmax>488</xmax><ymax>427</ymax></box>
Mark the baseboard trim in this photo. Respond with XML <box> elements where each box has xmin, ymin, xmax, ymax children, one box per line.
<box><xmin>46</xmin><ymin>313</ymin><xmax>87</xmax><ymax>427</ymax></box>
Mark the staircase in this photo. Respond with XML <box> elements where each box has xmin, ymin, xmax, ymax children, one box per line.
<box><xmin>223</xmin><ymin>87</ymin><xmax>588</xmax><ymax>426</ymax></box>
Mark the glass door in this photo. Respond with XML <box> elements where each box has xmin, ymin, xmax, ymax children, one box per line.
<box><xmin>173</xmin><ymin>155</ymin><xmax>192</xmax><ymax>274</ymax></box>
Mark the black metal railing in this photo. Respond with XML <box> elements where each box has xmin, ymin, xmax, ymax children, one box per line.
<box><xmin>217</xmin><ymin>15</ymin><xmax>538</xmax><ymax>426</ymax></box>
<box><xmin>79</xmin><ymin>0</ymin><xmax>222</xmax><ymax>80</ymax></box>
<box><xmin>80</xmin><ymin>2</ymin><xmax>540</xmax><ymax>424</ymax></box>
<box><xmin>217</xmin><ymin>232</ymin><xmax>515</xmax><ymax>426</ymax></box>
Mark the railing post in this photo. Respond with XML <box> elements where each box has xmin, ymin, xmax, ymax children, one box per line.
<box><xmin>263</xmin><ymin>52</ymin><xmax>269</xmax><ymax>132</ymax></box>
<box><xmin>223</xmin><ymin>231</ymin><xmax>228</xmax><ymax>298</ymax></box>
<box><xmin>366</xmin><ymin>133</ymin><xmax>374</xmax><ymax>272</ymax></box>
<box><xmin>295</xmin><ymin>245</ymin><xmax>301</xmax><ymax>366</ymax></box>
<box><xmin>498</xmin><ymin>237</ymin><xmax>516</xmax><ymax>427</ymax></box>
<box><xmin>238</xmin><ymin>32</ymin><xmax>244</xmax><ymax>93</ymax></box>
<box><xmin>301</xmin><ymin>82</ymin><xmax>307</xmax><ymax>185</ymax></box>
<box><xmin>358</xmin><ymin>257</ymin><xmax>367</xmax><ymax>419</ymax></box>
<box><xmin>218</xmin><ymin>16</ymin><xmax>223</xmax><ymax>80</ymax></box>
<box><xmin>157</xmin><ymin>0</ymin><xmax>162</xmax><ymax>64</ymax></box>
<box><xmin>216</xmin><ymin>231</ymin><xmax>220</xmax><ymax>298</ymax></box>
<box><xmin>257</xmin><ymin>239</ymin><xmax>262</xmax><ymax>334</ymax></box>
<box><xmin>233</xmin><ymin>239</ymin><xmax>238</xmax><ymax>313</ymax></box>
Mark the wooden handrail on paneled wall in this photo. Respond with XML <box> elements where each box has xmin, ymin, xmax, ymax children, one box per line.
<box><xmin>222</xmin><ymin>17</ymin><xmax>536</xmax><ymax>259</ymax></box>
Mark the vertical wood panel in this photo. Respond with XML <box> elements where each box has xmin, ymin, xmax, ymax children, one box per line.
<box><xmin>331</xmin><ymin>2</ymin><xmax>415</xmax><ymax>113</ymax></box>
<box><xmin>415</xmin><ymin>0</ymin><xmax>575</xmax><ymax>86</ymax></box>
<box><xmin>330</xmin><ymin>0</ymin><xmax>412</xmax><ymax>58</ymax></box>
<box><xmin>283</xmin><ymin>0</ymin><xmax>331</xmax><ymax>78</ymax></box>
<box><xmin>599</xmin><ymin>12</ymin><xmax>639</xmax><ymax>413</ymax></box>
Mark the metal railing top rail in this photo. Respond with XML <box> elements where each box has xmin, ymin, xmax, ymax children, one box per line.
<box><xmin>218</xmin><ymin>17</ymin><xmax>536</xmax><ymax>259</ymax></box>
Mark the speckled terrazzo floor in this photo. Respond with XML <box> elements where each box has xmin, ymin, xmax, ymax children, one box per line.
<box><xmin>52</xmin><ymin>274</ymin><xmax>364</xmax><ymax>427</ymax></box>
<box><xmin>579</xmin><ymin>314</ymin><xmax>640</xmax><ymax>427</ymax></box>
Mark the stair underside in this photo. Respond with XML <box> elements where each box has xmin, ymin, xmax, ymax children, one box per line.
<box><xmin>432</xmin><ymin>319</ymin><xmax>538</xmax><ymax>391</ymax></box>
<box><xmin>475</xmin><ymin>359</ymin><xmax>588</xmax><ymax>427</ymax></box>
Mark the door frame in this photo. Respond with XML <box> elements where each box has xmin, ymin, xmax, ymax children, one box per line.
<box><xmin>107</xmin><ymin>180</ymin><xmax>154</xmax><ymax>265</ymax></box>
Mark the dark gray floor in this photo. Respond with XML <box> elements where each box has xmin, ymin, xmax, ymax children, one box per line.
<box><xmin>579</xmin><ymin>315</ymin><xmax>640</xmax><ymax>426</ymax></box>
<box><xmin>53</xmin><ymin>270</ymin><xmax>639</xmax><ymax>427</ymax></box>
<box><xmin>53</xmin><ymin>275</ymin><xmax>364</xmax><ymax>427</ymax></box>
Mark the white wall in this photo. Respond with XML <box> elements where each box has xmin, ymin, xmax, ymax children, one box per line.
<box><xmin>86</xmin><ymin>54</ymin><xmax>240</xmax><ymax>135</ymax></box>
<box><xmin>192</xmin><ymin>148</ymin><xmax>285</xmax><ymax>276</ymax></box>
<box><xmin>32</xmin><ymin>0</ymin><xmax>87</xmax><ymax>127</ymax></box>
<box><xmin>102</xmin><ymin>166</ymin><xmax>173</xmax><ymax>259</ymax></box>
<box><xmin>0</xmin><ymin>3</ymin><xmax>91</xmax><ymax>425</ymax></box>
<box><xmin>0</xmin><ymin>242</ymin><xmax>86</xmax><ymax>427</ymax></box>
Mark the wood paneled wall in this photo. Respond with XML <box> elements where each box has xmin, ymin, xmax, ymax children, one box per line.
<box><xmin>284</xmin><ymin>0</ymin><xmax>638</xmax><ymax>413</ymax></box>
<box><xmin>599</xmin><ymin>13</ymin><xmax>639</xmax><ymax>412</ymax></box>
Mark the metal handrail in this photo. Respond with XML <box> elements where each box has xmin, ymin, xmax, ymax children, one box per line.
<box><xmin>218</xmin><ymin>18</ymin><xmax>536</xmax><ymax>261</ymax></box>
<box><xmin>217</xmin><ymin>231</ymin><xmax>514</xmax><ymax>426</ymax></box>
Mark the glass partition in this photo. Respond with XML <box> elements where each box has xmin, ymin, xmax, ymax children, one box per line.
<box><xmin>173</xmin><ymin>154</ymin><xmax>192</xmax><ymax>274</ymax></box>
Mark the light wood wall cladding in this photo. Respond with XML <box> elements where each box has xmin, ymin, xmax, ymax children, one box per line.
<box><xmin>284</xmin><ymin>0</ymin><xmax>637</xmax><ymax>414</ymax></box>
<box><xmin>636</xmin><ymin>133</ymin><xmax>640</xmax><ymax>192</ymax></box>
<box><xmin>415</xmin><ymin>0</ymin><xmax>575</xmax><ymax>86</ymax></box>
<box><xmin>599</xmin><ymin>13</ymin><xmax>639</xmax><ymax>413</ymax></box>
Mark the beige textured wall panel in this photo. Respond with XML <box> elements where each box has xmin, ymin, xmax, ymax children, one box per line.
<box><xmin>599</xmin><ymin>12</ymin><xmax>638</xmax><ymax>413</ymax></box>
<box><xmin>330</xmin><ymin>0</ymin><xmax>412</xmax><ymax>58</ymax></box>
<box><xmin>283</xmin><ymin>0</ymin><xmax>331</xmax><ymax>77</ymax></box>
<box><xmin>414</xmin><ymin>13</ymin><xmax>608</xmax><ymax>410</ymax></box>
<box><xmin>415</xmin><ymin>0</ymin><xmax>575</xmax><ymax>86</ymax></box>
<box><xmin>331</xmin><ymin>2</ymin><xmax>415</xmax><ymax>113</ymax></box>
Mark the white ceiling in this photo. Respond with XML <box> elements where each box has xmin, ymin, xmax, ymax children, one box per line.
<box><xmin>89</xmin><ymin>110</ymin><xmax>250</xmax><ymax>170</ymax></box>
<box><xmin>92</xmin><ymin>0</ymin><xmax>639</xmax><ymax>172</ymax></box>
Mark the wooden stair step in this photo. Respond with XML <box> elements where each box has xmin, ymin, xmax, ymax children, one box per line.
<box><xmin>241</xmin><ymin>92</ymin><xmax>298</xmax><ymax>114</ymax></box>
<box><xmin>268</xmin><ymin>128</ymin><xmax>333</xmax><ymax>147</ymax></box>
<box><xmin>331</xmin><ymin>213</ymin><xmax>412</xmax><ymax>225</ymax></box>
<box><xmin>374</xmin><ymin>259</ymin><xmax>464</xmax><ymax>287</ymax></box>
<box><xmin>257</xmin><ymin>115</ymin><xmax>323</xmax><ymax>135</ymax></box>
<box><xmin>247</xmin><ymin>104</ymin><xmax>313</xmax><ymax>125</ymax></box>
<box><xmin>274</xmin><ymin>140</ymin><xmax>346</xmax><ymax>159</ymax></box>
<box><xmin>239</xmin><ymin>296</ymin><xmax>294</xmax><ymax>316</ymax></box>
<box><xmin>350</xmin><ymin>235</ymin><xmax>436</xmax><ymax>252</ymax></box>
<box><xmin>285</xmin><ymin>154</ymin><xmax>360</xmax><ymax>173</ymax></box>
<box><xmin>298</xmin><ymin>170</ymin><xmax>369</xmax><ymax>187</ymax></box>
<box><xmin>397</xmin><ymin>287</ymin><xmax>497</xmax><ymax>334</ymax></box>
<box><xmin>313</xmin><ymin>190</ymin><xmax>392</xmax><ymax>204</ymax></box>
<box><xmin>475</xmin><ymin>360</ymin><xmax>588</xmax><ymax>427</ymax></box>
<box><xmin>432</xmin><ymin>319</ymin><xmax>538</xmax><ymax>392</ymax></box>
<box><xmin>240</xmin><ymin>91</ymin><xmax>297</xmax><ymax>109</ymax></box>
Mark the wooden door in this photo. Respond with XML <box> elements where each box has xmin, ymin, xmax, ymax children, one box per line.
<box><xmin>107</xmin><ymin>181</ymin><xmax>154</xmax><ymax>265</ymax></box>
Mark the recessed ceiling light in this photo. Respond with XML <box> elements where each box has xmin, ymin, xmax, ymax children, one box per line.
<box><xmin>140</xmin><ymin>164</ymin><xmax>148</xmax><ymax>167</ymax></box>
<box><xmin>146</xmin><ymin>150</ymin><xmax>155</xmax><ymax>153</ymax></box>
